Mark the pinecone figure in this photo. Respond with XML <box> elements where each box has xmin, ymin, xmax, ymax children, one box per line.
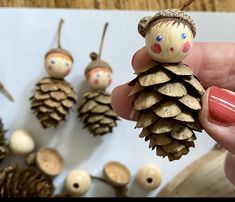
<box><xmin>78</xmin><ymin>23</ymin><xmax>119</xmax><ymax>136</ymax></box>
<box><xmin>0</xmin><ymin>164</ymin><xmax>54</xmax><ymax>197</ymax></box>
<box><xmin>130</xmin><ymin>9</ymin><xmax>205</xmax><ymax>161</ymax></box>
<box><xmin>78</xmin><ymin>90</ymin><xmax>119</xmax><ymax>136</ymax></box>
<box><xmin>30</xmin><ymin>19</ymin><xmax>77</xmax><ymax>129</ymax></box>
<box><xmin>0</xmin><ymin>119</ymin><xmax>9</xmax><ymax>163</ymax></box>
<box><xmin>30</xmin><ymin>77</ymin><xmax>77</xmax><ymax>129</ymax></box>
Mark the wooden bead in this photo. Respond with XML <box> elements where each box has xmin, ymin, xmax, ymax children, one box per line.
<box><xmin>103</xmin><ymin>161</ymin><xmax>131</xmax><ymax>187</ymax></box>
<box><xmin>36</xmin><ymin>147</ymin><xmax>64</xmax><ymax>176</ymax></box>
<box><xmin>65</xmin><ymin>169</ymin><xmax>91</xmax><ymax>196</ymax></box>
<box><xmin>45</xmin><ymin>52</ymin><xmax>73</xmax><ymax>79</ymax></box>
<box><xmin>136</xmin><ymin>164</ymin><xmax>162</xmax><ymax>191</ymax></box>
<box><xmin>145</xmin><ymin>21</ymin><xmax>193</xmax><ymax>63</ymax></box>
<box><xmin>9</xmin><ymin>129</ymin><xmax>35</xmax><ymax>156</ymax></box>
<box><xmin>86</xmin><ymin>68</ymin><xmax>112</xmax><ymax>90</ymax></box>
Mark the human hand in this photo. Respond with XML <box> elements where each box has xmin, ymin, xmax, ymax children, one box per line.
<box><xmin>111</xmin><ymin>42</ymin><xmax>235</xmax><ymax>186</ymax></box>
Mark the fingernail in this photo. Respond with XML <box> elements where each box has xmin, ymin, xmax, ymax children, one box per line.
<box><xmin>131</xmin><ymin>52</ymin><xmax>137</xmax><ymax>67</ymax></box>
<box><xmin>209</xmin><ymin>86</ymin><xmax>235</xmax><ymax>125</ymax></box>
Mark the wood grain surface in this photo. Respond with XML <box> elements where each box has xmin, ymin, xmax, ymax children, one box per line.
<box><xmin>158</xmin><ymin>146</ymin><xmax>235</xmax><ymax>197</ymax></box>
<box><xmin>0</xmin><ymin>0</ymin><xmax>235</xmax><ymax>12</ymax></box>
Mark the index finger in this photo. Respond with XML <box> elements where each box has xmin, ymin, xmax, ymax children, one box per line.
<box><xmin>132</xmin><ymin>42</ymin><xmax>235</xmax><ymax>90</ymax></box>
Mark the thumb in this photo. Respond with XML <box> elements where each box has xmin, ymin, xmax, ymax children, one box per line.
<box><xmin>199</xmin><ymin>86</ymin><xmax>235</xmax><ymax>154</ymax></box>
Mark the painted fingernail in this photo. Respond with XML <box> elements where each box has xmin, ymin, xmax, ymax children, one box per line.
<box><xmin>209</xmin><ymin>86</ymin><xmax>235</xmax><ymax>125</ymax></box>
<box><xmin>131</xmin><ymin>52</ymin><xmax>137</xmax><ymax>67</ymax></box>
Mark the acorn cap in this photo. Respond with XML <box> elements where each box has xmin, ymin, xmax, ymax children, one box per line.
<box><xmin>45</xmin><ymin>48</ymin><xmax>74</xmax><ymax>63</ymax></box>
<box><xmin>36</xmin><ymin>147</ymin><xmax>64</xmax><ymax>176</ymax></box>
<box><xmin>138</xmin><ymin>8</ymin><xmax>196</xmax><ymax>38</ymax></box>
<box><xmin>85</xmin><ymin>52</ymin><xmax>112</xmax><ymax>76</ymax></box>
<box><xmin>103</xmin><ymin>161</ymin><xmax>131</xmax><ymax>187</ymax></box>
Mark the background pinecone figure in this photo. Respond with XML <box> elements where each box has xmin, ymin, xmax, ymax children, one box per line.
<box><xmin>30</xmin><ymin>19</ymin><xmax>77</xmax><ymax>129</ymax></box>
<box><xmin>0</xmin><ymin>119</ymin><xmax>9</xmax><ymax>163</ymax></box>
<box><xmin>30</xmin><ymin>77</ymin><xmax>77</xmax><ymax>129</ymax></box>
<box><xmin>130</xmin><ymin>8</ymin><xmax>205</xmax><ymax>161</ymax></box>
<box><xmin>0</xmin><ymin>164</ymin><xmax>54</xmax><ymax>197</ymax></box>
<box><xmin>78</xmin><ymin>23</ymin><xmax>119</xmax><ymax>136</ymax></box>
<box><xmin>78</xmin><ymin>90</ymin><xmax>119</xmax><ymax>136</ymax></box>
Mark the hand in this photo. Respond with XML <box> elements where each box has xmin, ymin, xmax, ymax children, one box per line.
<box><xmin>111</xmin><ymin>42</ymin><xmax>235</xmax><ymax>186</ymax></box>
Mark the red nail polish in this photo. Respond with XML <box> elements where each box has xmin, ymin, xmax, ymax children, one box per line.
<box><xmin>209</xmin><ymin>86</ymin><xmax>235</xmax><ymax>125</ymax></box>
<box><xmin>131</xmin><ymin>52</ymin><xmax>137</xmax><ymax>67</ymax></box>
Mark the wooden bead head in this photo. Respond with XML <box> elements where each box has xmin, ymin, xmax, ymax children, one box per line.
<box><xmin>85</xmin><ymin>52</ymin><xmax>112</xmax><ymax>90</ymax></box>
<box><xmin>45</xmin><ymin>48</ymin><xmax>74</xmax><ymax>79</ymax></box>
<box><xmin>138</xmin><ymin>9</ymin><xmax>196</xmax><ymax>63</ymax></box>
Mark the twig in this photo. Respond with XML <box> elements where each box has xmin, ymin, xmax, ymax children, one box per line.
<box><xmin>179</xmin><ymin>0</ymin><xmax>196</xmax><ymax>10</ymax></box>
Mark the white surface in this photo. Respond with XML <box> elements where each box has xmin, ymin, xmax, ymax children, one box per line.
<box><xmin>0</xmin><ymin>8</ymin><xmax>234</xmax><ymax>197</ymax></box>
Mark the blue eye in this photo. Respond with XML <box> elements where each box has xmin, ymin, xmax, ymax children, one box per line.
<box><xmin>181</xmin><ymin>33</ymin><xmax>187</xmax><ymax>39</ymax></box>
<box><xmin>96</xmin><ymin>73</ymin><xmax>100</xmax><ymax>78</ymax></box>
<box><xmin>65</xmin><ymin>62</ymin><xmax>69</xmax><ymax>67</ymax></box>
<box><xmin>51</xmin><ymin>60</ymin><xmax>55</xmax><ymax>64</ymax></box>
<box><xmin>156</xmin><ymin>35</ymin><xmax>163</xmax><ymax>42</ymax></box>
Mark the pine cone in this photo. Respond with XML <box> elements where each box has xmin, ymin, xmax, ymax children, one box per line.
<box><xmin>0</xmin><ymin>164</ymin><xmax>54</xmax><ymax>197</ymax></box>
<box><xmin>78</xmin><ymin>90</ymin><xmax>119</xmax><ymax>136</ymax></box>
<box><xmin>129</xmin><ymin>62</ymin><xmax>205</xmax><ymax>161</ymax></box>
<box><xmin>0</xmin><ymin>119</ymin><xmax>9</xmax><ymax>163</ymax></box>
<box><xmin>30</xmin><ymin>77</ymin><xmax>77</xmax><ymax>129</ymax></box>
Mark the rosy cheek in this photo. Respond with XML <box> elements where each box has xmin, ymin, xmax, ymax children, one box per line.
<box><xmin>48</xmin><ymin>65</ymin><xmax>52</xmax><ymax>71</ymax></box>
<box><xmin>182</xmin><ymin>42</ymin><xmax>191</xmax><ymax>53</ymax></box>
<box><xmin>108</xmin><ymin>79</ymin><xmax>112</xmax><ymax>85</ymax></box>
<box><xmin>65</xmin><ymin>68</ymin><xmax>71</xmax><ymax>75</ymax></box>
<box><xmin>151</xmin><ymin>43</ymin><xmax>162</xmax><ymax>54</ymax></box>
<box><xmin>94</xmin><ymin>79</ymin><xmax>99</xmax><ymax>85</ymax></box>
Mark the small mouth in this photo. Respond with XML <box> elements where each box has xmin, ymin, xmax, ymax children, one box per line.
<box><xmin>170</xmin><ymin>47</ymin><xmax>174</xmax><ymax>52</ymax></box>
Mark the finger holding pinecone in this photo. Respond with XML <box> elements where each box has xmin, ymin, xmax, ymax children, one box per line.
<box><xmin>78</xmin><ymin>23</ymin><xmax>119</xmax><ymax>137</ymax></box>
<box><xmin>30</xmin><ymin>19</ymin><xmax>77</xmax><ymax>129</ymax></box>
<box><xmin>129</xmin><ymin>8</ymin><xmax>205</xmax><ymax>161</ymax></box>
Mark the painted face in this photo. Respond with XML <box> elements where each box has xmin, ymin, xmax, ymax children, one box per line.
<box><xmin>86</xmin><ymin>68</ymin><xmax>112</xmax><ymax>90</ymax></box>
<box><xmin>45</xmin><ymin>53</ymin><xmax>73</xmax><ymax>79</ymax></box>
<box><xmin>145</xmin><ymin>21</ymin><xmax>194</xmax><ymax>63</ymax></box>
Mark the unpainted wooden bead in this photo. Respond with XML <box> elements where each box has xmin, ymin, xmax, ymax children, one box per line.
<box><xmin>136</xmin><ymin>164</ymin><xmax>162</xmax><ymax>191</ymax></box>
<box><xmin>45</xmin><ymin>51</ymin><xmax>73</xmax><ymax>79</ymax></box>
<box><xmin>36</xmin><ymin>147</ymin><xmax>64</xmax><ymax>176</ymax></box>
<box><xmin>145</xmin><ymin>21</ymin><xmax>193</xmax><ymax>63</ymax></box>
<box><xmin>103</xmin><ymin>161</ymin><xmax>131</xmax><ymax>187</ymax></box>
<box><xmin>9</xmin><ymin>129</ymin><xmax>35</xmax><ymax>156</ymax></box>
<box><xmin>65</xmin><ymin>169</ymin><xmax>91</xmax><ymax>196</ymax></box>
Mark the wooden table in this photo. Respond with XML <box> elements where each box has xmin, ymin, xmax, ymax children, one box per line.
<box><xmin>0</xmin><ymin>0</ymin><xmax>235</xmax><ymax>12</ymax></box>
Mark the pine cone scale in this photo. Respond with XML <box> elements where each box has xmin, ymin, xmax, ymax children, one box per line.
<box><xmin>30</xmin><ymin>77</ymin><xmax>77</xmax><ymax>129</ymax></box>
<box><xmin>78</xmin><ymin>90</ymin><xmax>119</xmax><ymax>136</ymax></box>
<box><xmin>131</xmin><ymin>62</ymin><xmax>205</xmax><ymax>161</ymax></box>
<box><xmin>0</xmin><ymin>164</ymin><xmax>54</xmax><ymax>197</ymax></box>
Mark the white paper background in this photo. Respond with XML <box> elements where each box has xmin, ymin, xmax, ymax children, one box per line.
<box><xmin>0</xmin><ymin>8</ymin><xmax>234</xmax><ymax>197</ymax></box>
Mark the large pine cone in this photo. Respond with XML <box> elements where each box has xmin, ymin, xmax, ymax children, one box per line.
<box><xmin>0</xmin><ymin>164</ymin><xmax>54</xmax><ymax>197</ymax></box>
<box><xmin>129</xmin><ymin>62</ymin><xmax>205</xmax><ymax>161</ymax></box>
<box><xmin>78</xmin><ymin>90</ymin><xmax>119</xmax><ymax>136</ymax></box>
<box><xmin>0</xmin><ymin>119</ymin><xmax>8</xmax><ymax>163</ymax></box>
<box><xmin>30</xmin><ymin>77</ymin><xmax>77</xmax><ymax>129</ymax></box>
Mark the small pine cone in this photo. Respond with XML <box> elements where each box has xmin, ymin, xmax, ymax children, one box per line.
<box><xmin>78</xmin><ymin>90</ymin><xmax>119</xmax><ymax>136</ymax></box>
<box><xmin>0</xmin><ymin>119</ymin><xmax>9</xmax><ymax>163</ymax></box>
<box><xmin>30</xmin><ymin>77</ymin><xmax>77</xmax><ymax>129</ymax></box>
<box><xmin>0</xmin><ymin>164</ymin><xmax>54</xmax><ymax>197</ymax></box>
<box><xmin>129</xmin><ymin>62</ymin><xmax>205</xmax><ymax>161</ymax></box>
